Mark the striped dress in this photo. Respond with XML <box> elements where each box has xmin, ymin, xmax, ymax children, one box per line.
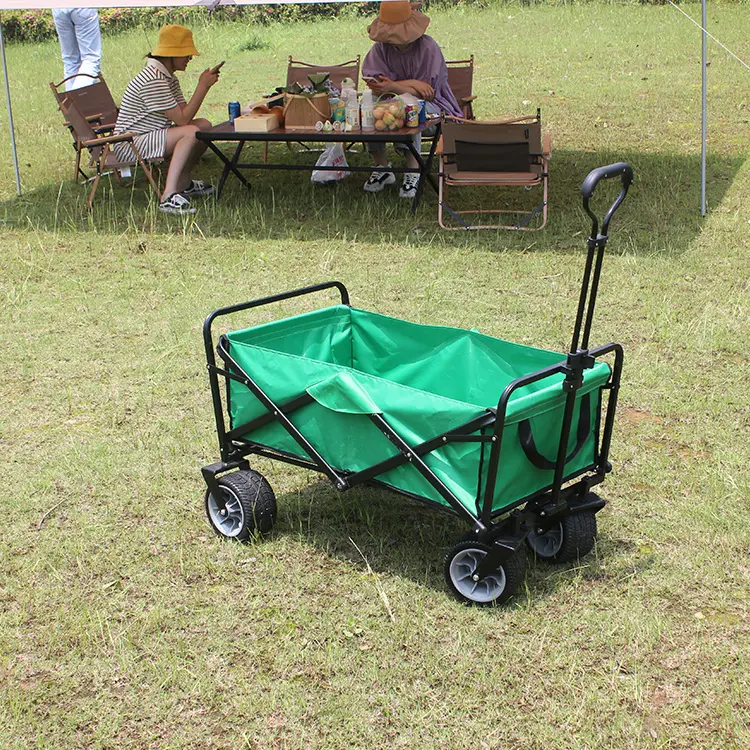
<box><xmin>113</xmin><ymin>58</ymin><xmax>186</xmax><ymax>162</ymax></box>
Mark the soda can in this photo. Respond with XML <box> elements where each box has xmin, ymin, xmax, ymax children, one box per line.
<box><xmin>417</xmin><ymin>99</ymin><xmax>426</xmax><ymax>124</ymax></box>
<box><xmin>228</xmin><ymin>101</ymin><xmax>241</xmax><ymax>124</ymax></box>
<box><xmin>406</xmin><ymin>104</ymin><xmax>419</xmax><ymax>128</ymax></box>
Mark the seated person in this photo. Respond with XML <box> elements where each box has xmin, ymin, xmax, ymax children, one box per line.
<box><xmin>362</xmin><ymin>1</ymin><xmax>462</xmax><ymax>198</ymax></box>
<box><xmin>113</xmin><ymin>25</ymin><xmax>220</xmax><ymax>215</ymax></box>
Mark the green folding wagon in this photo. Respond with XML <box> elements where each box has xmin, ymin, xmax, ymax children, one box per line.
<box><xmin>201</xmin><ymin>164</ymin><xmax>633</xmax><ymax>605</ymax></box>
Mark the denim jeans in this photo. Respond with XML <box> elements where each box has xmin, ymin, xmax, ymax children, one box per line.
<box><xmin>52</xmin><ymin>8</ymin><xmax>102</xmax><ymax>91</ymax></box>
<box><xmin>366</xmin><ymin>100</ymin><xmax>441</xmax><ymax>157</ymax></box>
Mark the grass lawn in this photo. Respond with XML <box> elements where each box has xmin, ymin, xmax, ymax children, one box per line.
<box><xmin>1</xmin><ymin>3</ymin><xmax>749</xmax><ymax>748</ymax></box>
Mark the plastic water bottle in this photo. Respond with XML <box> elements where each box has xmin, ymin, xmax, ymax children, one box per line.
<box><xmin>360</xmin><ymin>88</ymin><xmax>375</xmax><ymax>131</ymax></box>
<box><xmin>342</xmin><ymin>85</ymin><xmax>360</xmax><ymax>129</ymax></box>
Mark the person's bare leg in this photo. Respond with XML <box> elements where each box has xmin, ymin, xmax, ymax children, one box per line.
<box><xmin>163</xmin><ymin>125</ymin><xmax>205</xmax><ymax>197</ymax></box>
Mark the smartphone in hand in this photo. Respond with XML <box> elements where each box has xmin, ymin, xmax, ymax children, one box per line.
<box><xmin>212</xmin><ymin>61</ymin><xmax>226</xmax><ymax>73</ymax></box>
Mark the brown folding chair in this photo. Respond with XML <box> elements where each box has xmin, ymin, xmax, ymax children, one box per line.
<box><xmin>446</xmin><ymin>56</ymin><xmax>477</xmax><ymax>120</ymax></box>
<box><xmin>286</xmin><ymin>55</ymin><xmax>360</xmax><ymax>92</ymax></box>
<box><xmin>50</xmin><ymin>74</ymin><xmax>120</xmax><ymax>182</ymax></box>
<box><xmin>420</xmin><ymin>56</ymin><xmax>477</xmax><ymax>156</ymax></box>
<box><xmin>269</xmin><ymin>56</ymin><xmax>363</xmax><ymax>162</ymax></box>
<box><xmin>58</xmin><ymin>96</ymin><xmax>161</xmax><ymax>210</ymax></box>
<box><xmin>438</xmin><ymin>110</ymin><xmax>551</xmax><ymax>231</ymax></box>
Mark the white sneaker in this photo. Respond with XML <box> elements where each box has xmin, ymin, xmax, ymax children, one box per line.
<box><xmin>363</xmin><ymin>165</ymin><xmax>396</xmax><ymax>193</ymax></box>
<box><xmin>159</xmin><ymin>193</ymin><xmax>196</xmax><ymax>215</ymax></box>
<box><xmin>399</xmin><ymin>173</ymin><xmax>420</xmax><ymax>199</ymax></box>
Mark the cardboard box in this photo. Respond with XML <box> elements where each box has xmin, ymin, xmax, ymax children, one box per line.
<box><xmin>234</xmin><ymin>112</ymin><xmax>279</xmax><ymax>132</ymax></box>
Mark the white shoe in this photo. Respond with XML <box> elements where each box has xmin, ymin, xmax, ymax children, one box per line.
<box><xmin>364</xmin><ymin>165</ymin><xmax>396</xmax><ymax>193</ymax></box>
<box><xmin>159</xmin><ymin>193</ymin><xmax>196</xmax><ymax>215</ymax></box>
<box><xmin>399</xmin><ymin>173</ymin><xmax>420</xmax><ymax>199</ymax></box>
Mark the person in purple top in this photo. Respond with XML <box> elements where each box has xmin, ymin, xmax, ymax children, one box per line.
<box><xmin>362</xmin><ymin>1</ymin><xmax>461</xmax><ymax>198</ymax></box>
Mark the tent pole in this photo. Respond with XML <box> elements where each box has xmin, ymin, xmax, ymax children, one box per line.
<box><xmin>700</xmin><ymin>0</ymin><xmax>707</xmax><ymax>216</ymax></box>
<box><xmin>0</xmin><ymin>19</ymin><xmax>21</xmax><ymax>196</ymax></box>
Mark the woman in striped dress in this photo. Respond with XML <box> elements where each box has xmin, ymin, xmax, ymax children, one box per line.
<box><xmin>114</xmin><ymin>25</ymin><xmax>220</xmax><ymax>214</ymax></box>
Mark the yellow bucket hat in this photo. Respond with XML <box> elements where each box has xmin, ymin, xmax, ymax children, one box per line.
<box><xmin>152</xmin><ymin>25</ymin><xmax>200</xmax><ymax>57</ymax></box>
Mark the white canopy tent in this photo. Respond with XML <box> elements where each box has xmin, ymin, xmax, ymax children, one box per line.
<box><xmin>0</xmin><ymin>0</ymin><xmax>713</xmax><ymax>213</ymax></box>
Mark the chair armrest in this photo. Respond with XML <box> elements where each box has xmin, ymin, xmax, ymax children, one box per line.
<box><xmin>543</xmin><ymin>133</ymin><xmax>551</xmax><ymax>157</ymax></box>
<box><xmin>81</xmin><ymin>131</ymin><xmax>136</xmax><ymax>147</ymax></box>
<box><xmin>460</xmin><ymin>95</ymin><xmax>478</xmax><ymax>103</ymax></box>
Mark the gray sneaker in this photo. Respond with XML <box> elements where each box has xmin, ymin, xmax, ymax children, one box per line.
<box><xmin>364</xmin><ymin>165</ymin><xmax>396</xmax><ymax>193</ymax></box>
<box><xmin>182</xmin><ymin>179</ymin><xmax>215</xmax><ymax>198</ymax></box>
<box><xmin>159</xmin><ymin>193</ymin><xmax>196</xmax><ymax>215</ymax></box>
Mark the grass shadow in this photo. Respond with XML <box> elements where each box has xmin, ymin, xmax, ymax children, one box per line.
<box><xmin>272</xmin><ymin>477</ymin><xmax>612</xmax><ymax>603</ymax></box>
<box><xmin>1</xmin><ymin>146</ymin><xmax>744</xmax><ymax>257</ymax></box>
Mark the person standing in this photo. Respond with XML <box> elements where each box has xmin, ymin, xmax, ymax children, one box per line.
<box><xmin>52</xmin><ymin>8</ymin><xmax>103</xmax><ymax>91</ymax></box>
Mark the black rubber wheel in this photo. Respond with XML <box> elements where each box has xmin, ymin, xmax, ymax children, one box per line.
<box><xmin>527</xmin><ymin>511</ymin><xmax>597</xmax><ymax>563</ymax></box>
<box><xmin>204</xmin><ymin>470</ymin><xmax>277</xmax><ymax>541</ymax></box>
<box><xmin>444</xmin><ymin>540</ymin><xmax>526</xmax><ymax>606</ymax></box>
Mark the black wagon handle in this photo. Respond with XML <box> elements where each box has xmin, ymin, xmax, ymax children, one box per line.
<box><xmin>581</xmin><ymin>162</ymin><xmax>634</xmax><ymax>239</ymax></box>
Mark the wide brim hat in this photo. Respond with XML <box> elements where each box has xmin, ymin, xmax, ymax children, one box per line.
<box><xmin>368</xmin><ymin>1</ymin><xmax>430</xmax><ymax>45</ymax></box>
<box><xmin>152</xmin><ymin>25</ymin><xmax>200</xmax><ymax>57</ymax></box>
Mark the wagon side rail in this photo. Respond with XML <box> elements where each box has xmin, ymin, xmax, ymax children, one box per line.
<box><xmin>203</xmin><ymin>281</ymin><xmax>350</xmax><ymax>462</ymax></box>
<box><xmin>480</xmin><ymin>342</ymin><xmax>623</xmax><ymax>525</ymax></box>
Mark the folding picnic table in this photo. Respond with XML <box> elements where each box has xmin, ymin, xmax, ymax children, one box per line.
<box><xmin>196</xmin><ymin>120</ymin><xmax>442</xmax><ymax>214</ymax></box>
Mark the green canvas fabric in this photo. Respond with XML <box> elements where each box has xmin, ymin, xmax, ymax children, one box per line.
<box><xmin>226</xmin><ymin>305</ymin><xmax>611</xmax><ymax>516</ymax></box>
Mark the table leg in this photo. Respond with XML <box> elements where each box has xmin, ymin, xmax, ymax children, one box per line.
<box><xmin>205</xmin><ymin>140</ymin><xmax>251</xmax><ymax>200</ymax></box>
<box><xmin>406</xmin><ymin>121</ymin><xmax>441</xmax><ymax>215</ymax></box>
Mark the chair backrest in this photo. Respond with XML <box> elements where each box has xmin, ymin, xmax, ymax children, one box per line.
<box><xmin>50</xmin><ymin>74</ymin><xmax>119</xmax><ymax>129</ymax></box>
<box><xmin>58</xmin><ymin>95</ymin><xmax>104</xmax><ymax>164</ymax></box>
<box><xmin>446</xmin><ymin>56</ymin><xmax>474</xmax><ymax>104</ymax></box>
<box><xmin>442</xmin><ymin>117</ymin><xmax>543</xmax><ymax>175</ymax></box>
<box><xmin>286</xmin><ymin>56</ymin><xmax>361</xmax><ymax>92</ymax></box>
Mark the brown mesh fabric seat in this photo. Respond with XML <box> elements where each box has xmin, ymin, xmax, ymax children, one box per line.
<box><xmin>58</xmin><ymin>96</ymin><xmax>161</xmax><ymax>210</ymax></box>
<box><xmin>50</xmin><ymin>74</ymin><xmax>119</xmax><ymax>182</ymax></box>
<box><xmin>438</xmin><ymin>111</ymin><xmax>551</xmax><ymax>231</ymax></box>
<box><xmin>446</xmin><ymin>56</ymin><xmax>476</xmax><ymax>120</ymax></box>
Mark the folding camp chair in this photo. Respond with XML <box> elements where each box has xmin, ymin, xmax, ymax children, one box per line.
<box><xmin>271</xmin><ymin>56</ymin><xmax>362</xmax><ymax>162</ymax></box>
<box><xmin>58</xmin><ymin>96</ymin><xmax>161</xmax><ymax>209</ymax></box>
<box><xmin>438</xmin><ymin>111</ymin><xmax>551</xmax><ymax>231</ymax></box>
<box><xmin>286</xmin><ymin>55</ymin><xmax>361</xmax><ymax>92</ymax></box>
<box><xmin>50</xmin><ymin>74</ymin><xmax>119</xmax><ymax>183</ymax></box>
<box><xmin>446</xmin><ymin>56</ymin><xmax>477</xmax><ymax>120</ymax></box>
<box><xmin>421</xmin><ymin>55</ymin><xmax>477</xmax><ymax>155</ymax></box>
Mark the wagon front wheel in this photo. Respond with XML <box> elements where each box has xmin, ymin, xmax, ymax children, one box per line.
<box><xmin>527</xmin><ymin>511</ymin><xmax>597</xmax><ymax>563</ymax></box>
<box><xmin>205</xmin><ymin>470</ymin><xmax>277</xmax><ymax>541</ymax></box>
<box><xmin>444</xmin><ymin>541</ymin><xmax>526</xmax><ymax>606</ymax></box>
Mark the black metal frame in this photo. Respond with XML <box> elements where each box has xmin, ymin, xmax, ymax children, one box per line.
<box><xmin>201</xmin><ymin>164</ymin><xmax>633</xmax><ymax>579</ymax></box>
<box><xmin>196</xmin><ymin>121</ymin><xmax>442</xmax><ymax>215</ymax></box>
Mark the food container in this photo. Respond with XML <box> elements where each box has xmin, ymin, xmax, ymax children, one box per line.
<box><xmin>233</xmin><ymin>112</ymin><xmax>280</xmax><ymax>132</ymax></box>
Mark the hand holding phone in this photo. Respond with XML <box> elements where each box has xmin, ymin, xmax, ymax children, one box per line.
<box><xmin>211</xmin><ymin>61</ymin><xmax>226</xmax><ymax>73</ymax></box>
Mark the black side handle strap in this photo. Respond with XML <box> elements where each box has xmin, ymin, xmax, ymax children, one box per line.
<box><xmin>518</xmin><ymin>393</ymin><xmax>591</xmax><ymax>471</ymax></box>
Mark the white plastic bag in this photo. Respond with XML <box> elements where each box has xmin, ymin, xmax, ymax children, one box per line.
<box><xmin>311</xmin><ymin>143</ymin><xmax>351</xmax><ymax>184</ymax></box>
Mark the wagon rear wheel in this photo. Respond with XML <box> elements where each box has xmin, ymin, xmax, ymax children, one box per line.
<box><xmin>527</xmin><ymin>511</ymin><xmax>597</xmax><ymax>563</ymax></box>
<box><xmin>444</xmin><ymin>541</ymin><xmax>526</xmax><ymax>606</ymax></box>
<box><xmin>205</xmin><ymin>470</ymin><xmax>277</xmax><ymax>541</ymax></box>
